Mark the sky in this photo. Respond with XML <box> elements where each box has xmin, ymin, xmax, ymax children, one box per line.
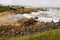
<box><xmin>0</xmin><ymin>0</ymin><xmax>60</xmax><ymax>7</ymax></box>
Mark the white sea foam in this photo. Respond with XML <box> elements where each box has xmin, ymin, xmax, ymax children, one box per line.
<box><xmin>8</xmin><ymin>8</ymin><xmax>60</xmax><ymax>23</ymax></box>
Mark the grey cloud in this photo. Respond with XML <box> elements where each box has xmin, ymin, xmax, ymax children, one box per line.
<box><xmin>0</xmin><ymin>0</ymin><xmax>60</xmax><ymax>7</ymax></box>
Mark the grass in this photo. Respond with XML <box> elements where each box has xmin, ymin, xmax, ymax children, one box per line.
<box><xmin>0</xmin><ymin>6</ymin><xmax>11</xmax><ymax>12</ymax></box>
<box><xmin>1</xmin><ymin>28</ymin><xmax>59</xmax><ymax>40</ymax></box>
<box><xmin>0</xmin><ymin>6</ymin><xmax>43</xmax><ymax>13</ymax></box>
<box><xmin>0</xmin><ymin>6</ymin><xmax>17</xmax><ymax>12</ymax></box>
<box><xmin>0</xmin><ymin>6</ymin><xmax>31</xmax><ymax>13</ymax></box>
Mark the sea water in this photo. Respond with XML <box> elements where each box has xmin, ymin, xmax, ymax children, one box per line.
<box><xmin>8</xmin><ymin>8</ymin><xmax>60</xmax><ymax>23</ymax></box>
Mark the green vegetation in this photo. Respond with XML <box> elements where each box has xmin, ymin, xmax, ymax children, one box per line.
<box><xmin>0</xmin><ymin>6</ymin><xmax>11</xmax><ymax>12</ymax></box>
<box><xmin>0</xmin><ymin>6</ymin><xmax>34</xmax><ymax>13</ymax></box>
<box><xmin>0</xmin><ymin>6</ymin><xmax>47</xmax><ymax>13</ymax></box>
<box><xmin>0</xmin><ymin>6</ymin><xmax>18</xmax><ymax>12</ymax></box>
<box><xmin>0</xmin><ymin>28</ymin><xmax>59</xmax><ymax>40</ymax></box>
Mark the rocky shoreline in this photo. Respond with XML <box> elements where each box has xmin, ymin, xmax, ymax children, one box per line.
<box><xmin>0</xmin><ymin>6</ymin><xmax>60</xmax><ymax>37</ymax></box>
<box><xmin>0</xmin><ymin>18</ymin><xmax>60</xmax><ymax>37</ymax></box>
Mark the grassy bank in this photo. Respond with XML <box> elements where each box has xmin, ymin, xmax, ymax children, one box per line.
<box><xmin>0</xmin><ymin>28</ymin><xmax>60</xmax><ymax>40</ymax></box>
<box><xmin>0</xmin><ymin>6</ymin><xmax>12</xmax><ymax>12</ymax></box>
<box><xmin>0</xmin><ymin>6</ymin><xmax>47</xmax><ymax>13</ymax></box>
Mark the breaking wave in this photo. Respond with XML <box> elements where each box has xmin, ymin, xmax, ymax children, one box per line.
<box><xmin>8</xmin><ymin>8</ymin><xmax>60</xmax><ymax>23</ymax></box>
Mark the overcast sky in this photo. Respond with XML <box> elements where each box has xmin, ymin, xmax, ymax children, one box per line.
<box><xmin>0</xmin><ymin>0</ymin><xmax>60</xmax><ymax>7</ymax></box>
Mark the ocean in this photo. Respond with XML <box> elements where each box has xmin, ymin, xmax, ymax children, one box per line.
<box><xmin>8</xmin><ymin>7</ymin><xmax>60</xmax><ymax>23</ymax></box>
